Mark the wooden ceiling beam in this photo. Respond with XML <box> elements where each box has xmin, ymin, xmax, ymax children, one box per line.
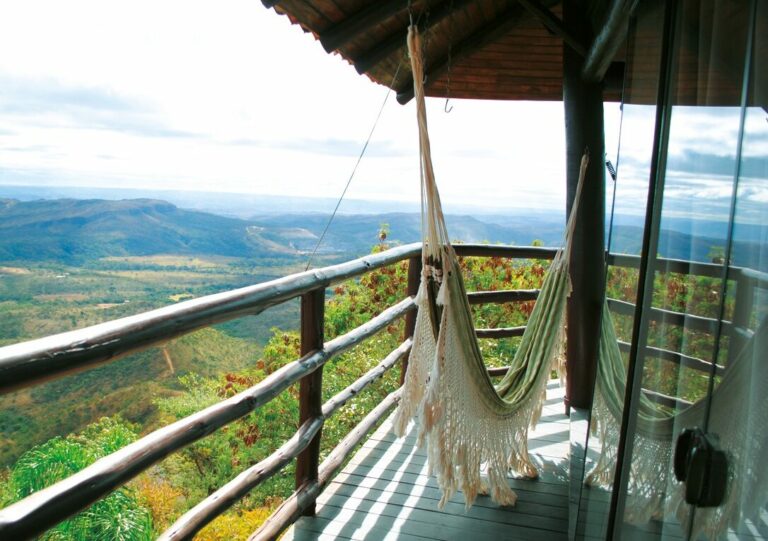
<box><xmin>396</xmin><ymin>3</ymin><xmax>534</xmax><ymax>104</ymax></box>
<box><xmin>516</xmin><ymin>0</ymin><xmax>587</xmax><ymax>56</ymax></box>
<box><xmin>353</xmin><ymin>0</ymin><xmax>474</xmax><ymax>75</ymax></box>
<box><xmin>582</xmin><ymin>0</ymin><xmax>638</xmax><ymax>82</ymax></box>
<box><xmin>319</xmin><ymin>0</ymin><xmax>412</xmax><ymax>53</ymax></box>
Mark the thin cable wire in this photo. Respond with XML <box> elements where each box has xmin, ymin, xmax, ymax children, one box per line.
<box><xmin>304</xmin><ymin>60</ymin><xmax>404</xmax><ymax>271</ymax></box>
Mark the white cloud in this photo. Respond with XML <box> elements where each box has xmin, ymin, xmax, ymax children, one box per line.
<box><xmin>0</xmin><ymin>0</ymin><xmax>621</xmax><ymax>213</ymax></box>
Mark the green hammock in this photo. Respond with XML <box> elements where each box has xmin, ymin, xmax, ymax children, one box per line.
<box><xmin>392</xmin><ymin>25</ymin><xmax>587</xmax><ymax>508</ymax></box>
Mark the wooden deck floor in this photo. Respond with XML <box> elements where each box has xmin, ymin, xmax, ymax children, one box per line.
<box><xmin>286</xmin><ymin>380</ymin><xmax>570</xmax><ymax>541</ymax></box>
<box><xmin>283</xmin><ymin>377</ymin><xmax>768</xmax><ymax>541</ymax></box>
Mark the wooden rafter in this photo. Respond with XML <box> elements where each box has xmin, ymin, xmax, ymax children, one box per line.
<box><xmin>582</xmin><ymin>0</ymin><xmax>638</xmax><ymax>81</ymax></box>
<box><xmin>517</xmin><ymin>0</ymin><xmax>587</xmax><ymax>56</ymax></box>
<box><xmin>319</xmin><ymin>0</ymin><xmax>411</xmax><ymax>53</ymax></box>
<box><xmin>353</xmin><ymin>0</ymin><xmax>475</xmax><ymax>75</ymax></box>
<box><xmin>396</xmin><ymin>3</ymin><xmax>533</xmax><ymax>104</ymax></box>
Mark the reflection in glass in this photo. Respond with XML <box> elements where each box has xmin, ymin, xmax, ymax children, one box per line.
<box><xmin>575</xmin><ymin>2</ymin><xmax>664</xmax><ymax>539</ymax></box>
<box><xmin>607</xmin><ymin>0</ymin><xmax>766</xmax><ymax>539</ymax></box>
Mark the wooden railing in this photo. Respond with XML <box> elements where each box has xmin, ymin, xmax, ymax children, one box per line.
<box><xmin>0</xmin><ymin>243</ymin><xmax>556</xmax><ymax>541</ymax></box>
<box><xmin>0</xmin><ymin>242</ymin><xmax>762</xmax><ymax>540</ymax></box>
<box><xmin>606</xmin><ymin>253</ymin><xmax>767</xmax><ymax>410</ymax></box>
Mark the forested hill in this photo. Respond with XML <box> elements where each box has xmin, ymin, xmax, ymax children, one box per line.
<box><xmin>0</xmin><ymin>198</ymin><xmax>299</xmax><ymax>263</ymax></box>
<box><xmin>249</xmin><ymin>212</ymin><xmax>566</xmax><ymax>254</ymax></box>
<box><xmin>0</xmin><ymin>197</ymin><xmax>754</xmax><ymax>267</ymax></box>
<box><xmin>0</xmin><ymin>198</ymin><xmax>563</xmax><ymax>264</ymax></box>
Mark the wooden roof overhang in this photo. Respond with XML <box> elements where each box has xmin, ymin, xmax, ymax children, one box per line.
<box><xmin>261</xmin><ymin>0</ymin><xmax>629</xmax><ymax>104</ymax></box>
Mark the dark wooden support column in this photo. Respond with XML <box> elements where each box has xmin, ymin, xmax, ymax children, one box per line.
<box><xmin>400</xmin><ymin>256</ymin><xmax>422</xmax><ymax>385</ymax></box>
<box><xmin>295</xmin><ymin>287</ymin><xmax>325</xmax><ymax>516</ymax></box>
<box><xmin>563</xmin><ymin>0</ymin><xmax>606</xmax><ymax>412</ymax></box>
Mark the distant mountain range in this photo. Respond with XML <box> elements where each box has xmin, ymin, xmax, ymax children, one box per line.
<box><xmin>250</xmin><ymin>212</ymin><xmax>567</xmax><ymax>254</ymax></box>
<box><xmin>0</xmin><ymin>198</ymin><xmax>563</xmax><ymax>264</ymax></box>
<box><xmin>0</xmin><ymin>195</ymin><xmax>762</xmax><ymax>270</ymax></box>
<box><xmin>0</xmin><ymin>198</ymin><xmax>290</xmax><ymax>263</ymax></box>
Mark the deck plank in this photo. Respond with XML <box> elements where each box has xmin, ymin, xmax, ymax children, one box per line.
<box><xmin>289</xmin><ymin>380</ymin><xmax>570</xmax><ymax>540</ymax></box>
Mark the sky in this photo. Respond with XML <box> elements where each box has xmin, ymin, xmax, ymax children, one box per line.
<box><xmin>0</xmin><ymin>0</ymin><xmax>625</xmax><ymax>214</ymax></box>
<box><xmin>0</xmin><ymin>1</ymin><xmax>763</xmax><ymax>220</ymax></box>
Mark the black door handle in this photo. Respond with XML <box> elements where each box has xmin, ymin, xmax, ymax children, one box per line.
<box><xmin>673</xmin><ymin>427</ymin><xmax>728</xmax><ymax>507</ymax></box>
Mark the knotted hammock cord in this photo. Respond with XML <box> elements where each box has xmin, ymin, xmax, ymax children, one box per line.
<box><xmin>394</xmin><ymin>24</ymin><xmax>767</xmax><ymax>540</ymax></box>
<box><xmin>394</xmin><ymin>24</ymin><xmax>587</xmax><ymax>509</ymax></box>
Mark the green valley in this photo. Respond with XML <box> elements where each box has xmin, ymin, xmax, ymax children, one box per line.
<box><xmin>0</xmin><ymin>253</ymin><xmax>305</xmax><ymax>466</ymax></box>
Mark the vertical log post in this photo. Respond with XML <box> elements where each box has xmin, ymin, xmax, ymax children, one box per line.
<box><xmin>401</xmin><ymin>256</ymin><xmax>422</xmax><ymax>385</ymax></box>
<box><xmin>563</xmin><ymin>0</ymin><xmax>606</xmax><ymax>413</ymax></box>
<box><xmin>295</xmin><ymin>287</ymin><xmax>325</xmax><ymax>516</ymax></box>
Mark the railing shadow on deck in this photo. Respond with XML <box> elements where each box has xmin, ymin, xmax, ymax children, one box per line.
<box><xmin>298</xmin><ymin>389</ymin><xmax>572</xmax><ymax>541</ymax></box>
<box><xmin>0</xmin><ymin>242</ymin><xmax>763</xmax><ymax>540</ymax></box>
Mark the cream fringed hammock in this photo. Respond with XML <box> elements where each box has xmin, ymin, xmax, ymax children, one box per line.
<box><xmin>392</xmin><ymin>25</ymin><xmax>586</xmax><ymax>508</ymax></box>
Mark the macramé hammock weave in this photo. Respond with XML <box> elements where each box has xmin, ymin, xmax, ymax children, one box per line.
<box><xmin>392</xmin><ymin>25</ymin><xmax>586</xmax><ymax>509</ymax></box>
<box><xmin>394</xmin><ymin>24</ymin><xmax>768</xmax><ymax>539</ymax></box>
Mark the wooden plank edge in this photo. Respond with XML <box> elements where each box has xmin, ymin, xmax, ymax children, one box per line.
<box><xmin>250</xmin><ymin>389</ymin><xmax>402</xmax><ymax>540</ymax></box>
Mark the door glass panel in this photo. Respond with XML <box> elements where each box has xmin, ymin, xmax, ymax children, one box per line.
<box><xmin>704</xmin><ymin>1</ymin><xmax>768</xmax><ymax>537</ymax></box>
<box><xmin>616</xmin><ymin>1</ymin><xmax>756</xmax><ymax>539</ymax></box>
<box><xmin>575</xmin><ymin>2</ymin><xmax>664</xmax><ymax>539</ymax></box>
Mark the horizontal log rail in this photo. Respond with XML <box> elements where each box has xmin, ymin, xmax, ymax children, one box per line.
<box><xmin>476</xmin><ymin>326</ymin><xmax>527</xmax><ymax>339</ymax></box>
<box><xmin>642</xmin><ymin>389</ymin><xmax>693</xmax><ymax>410</ymax></box>
<box><xmin>0</xmin><ymin>243</ymin><xmax>423</xmax><ymax>395</ymax></box>
<box><xmin>616</xmin><ymin>341</ymin><xmax>725</xmax><ymax>377</ymax></box>
<box><xmin>0</xmin><ymin>298</ymin><xmax>414</xmax><ymax>540</ymax></box>
<box><xmin>0</xmin><ymin>243</ymin><xmax>552</xmax><ymax>396</ymax></box>
<box><xmin>467</xmin><ymin>289</ymin><xmax>539</xmax><ymax>305</ymax></box>
<box><xmin>607</xmin><ymin>298</ymin><xmax>730</xmax><ymax>335</ymax></box>
<box><xmin>741</xmin><ymin>267</ymin><xmax>768</xmax><ymax>287</ymax></box>
<box><xmin>487</xmin><ymin>365</ymin><xmax>512</xmax><ymax>377</ymax></box>
<box><xmin>321</xmin><ymin>340</ymin><xmax>412</xmax><ymax>418</ymax></box>
<box><xmin>454</xmin><ymin>244</ymin><xmax>558</xmax><ymax>259</ymax></box>
<box><xmin>159</xmin><ymin>340</ymin><xmax>413</xmax><ymax>540</ymax></box>
<box><xmin>606</xmin><ymin>253</ymin><xmax>728</xmax><ymax>278</ymax></box>
<box><xmin>160</xmin><ymin>416</ymin><xmax>323</xmax><ymax>541</ymax></box>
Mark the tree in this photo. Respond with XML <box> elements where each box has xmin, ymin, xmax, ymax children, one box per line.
<box><xmin>2</xmin><ymin>417</ymin><xmax>153</xmax><ymax>541</ymax></box>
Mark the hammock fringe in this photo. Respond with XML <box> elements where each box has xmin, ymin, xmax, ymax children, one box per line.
<box><xmin>393</xmin><ymin>23</ymin><xmax>585</xmax><ymax>509</ymax></box>
<box><xmin>586</xmin><ymin>306</ymin><xmax>768</xmax><ymax>540</ymax></box>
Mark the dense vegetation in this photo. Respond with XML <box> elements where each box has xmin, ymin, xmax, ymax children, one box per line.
<box><xmin>0</xmin><ymin>253</ymin><xmax>306</xmax><ymax>467</ymax></box>
<box><xmin>0</xmin><ymin>242</ymin><xmax>557</xmax><ymax>539</ymax></box>
<box><xmin>0</xmin><ymin>417</ymin><xmax>153</xmax><ymax>540</ymax></box>
<box><xmin>605</xmin><ymin>263</ymin><xmax>735</xmax><ymax>403</ymax></box>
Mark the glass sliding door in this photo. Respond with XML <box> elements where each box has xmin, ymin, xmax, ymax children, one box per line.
<box><xmin>695</xmin><ymin>1</ymin><xmax>767</xmax><ymax>537</ymax></box>
<box><xmin>608</xmin><ymin>1</ymin><xmax>766</xmax><ymax>540</ymax></box>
